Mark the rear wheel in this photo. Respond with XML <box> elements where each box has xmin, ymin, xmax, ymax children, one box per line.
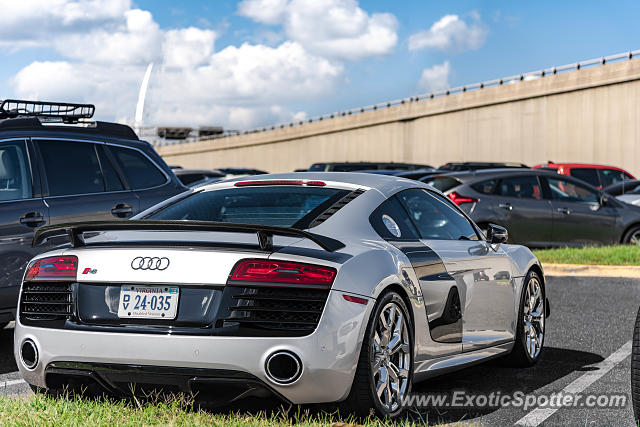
<box><xmin>340</xmin><ymin>290</ymin><xmax>413</xmax><ymax>419</ymax></box>
<box><xmin>631</xmin><ymin>306</ymin><xmax>640</xmax><ymax>421</ymax></box>
<box><xmin>503</xmin><ymin>270</ymin><xmax>545</xmax><ymax>367</ymax></box>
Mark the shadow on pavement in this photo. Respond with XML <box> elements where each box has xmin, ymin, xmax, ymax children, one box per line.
<box><xmin>408</xmin><ymin>346</ymin><xmax>605</xmax><ymax>424</ymax></box>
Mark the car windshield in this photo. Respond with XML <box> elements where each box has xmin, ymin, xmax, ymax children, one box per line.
<box><xmin>148</xmin><ymin>186</ymin><xmax>349</xmax><ymax>227</ymax></box>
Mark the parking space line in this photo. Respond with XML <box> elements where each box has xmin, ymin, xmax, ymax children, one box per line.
<box><xmin>0</xmin><ymin>379</ymin><xmax>26</xmax><ymax>388</ymax></box>
<box><xmin>515</xmin><ymin>340</ymin><xmax>632</xmax><ymax>426</ymax></box>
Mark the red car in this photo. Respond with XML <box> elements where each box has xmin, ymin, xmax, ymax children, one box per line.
<box><xmin>532</xmin><ymin>161</ymin><xmax>635</xmax><ymax>189</ymax></box>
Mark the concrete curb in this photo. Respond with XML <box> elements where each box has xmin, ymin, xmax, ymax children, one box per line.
<box><xmin>543</xmin><ymin>263</ymin><xmax>640</xmax><ymax>278</ymax></box>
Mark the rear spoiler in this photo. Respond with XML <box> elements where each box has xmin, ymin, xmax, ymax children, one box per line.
<box><xmin>32</xmin><ymin>220</ymin><xmax>345</xmax><ymax>252</ymax></box>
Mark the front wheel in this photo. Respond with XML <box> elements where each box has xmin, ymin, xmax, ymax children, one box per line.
<box><xmin>502</xmin><ymin>270</ymin><xmax>545</xmax><ymax>367</ymax></box>
<box><xmin>623</xmin><ymin>225</ymin><xmax>640</xmax><ymax>245</ymax></box>
<box><xmin>340</xmin><ymin>290</ymin><xmax>414</xmax><ymax>419</ymax></box>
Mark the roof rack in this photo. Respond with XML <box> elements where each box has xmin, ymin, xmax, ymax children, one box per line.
<box><xmin>0</xmin><ymin>99</ymin><xmax>95</xmax><ymax>124</ymax></box>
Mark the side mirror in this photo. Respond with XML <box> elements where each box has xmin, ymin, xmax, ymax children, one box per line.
<box><xmin>600</xmin><ymin>194</ymin><xmax>610</xmax><ymax>207</ymax></box>
<box><xmin>486</xmin><ymin>223</ymin><xmax>508</xmax><ymax>244</ymax></box>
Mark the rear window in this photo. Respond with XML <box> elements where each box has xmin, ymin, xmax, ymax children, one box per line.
<box><xmin>149</xmin><ymin>186</ymin><xmax>349</xmax><ymax>227</ymax></box>
<box><xmin>598</xmin><ymin>169</ymin><xmax>626</xmax><ymax>188</ymax></box>
<box><xmin>423</xmin><ymin>176</ymin><xmax>461</xmax><ymax>192</ymax></box>
<box><xmin>471</xmin><ymin>179</ymin><xmax>497</xmax><ymax>194</ymax></box>
<box><xmin>109</xmin><ymin>146</ymin><xmax>166</xmax><ymax>189</ymax></box>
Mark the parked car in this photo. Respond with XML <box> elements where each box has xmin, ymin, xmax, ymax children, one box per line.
<box><xmin>439</xmin><ymin>162</ymin><xmax>529</xmax><ymax>171</ymax></box>
<box><xmin>357</xmin><ymin>168</ymin><xmax>442</xmax><ymax>181</ymax></box>
<box><xmin>307</xmin><ymin>162</ymin><xmax>432</xmax><ymax>172</ymax></box>
<box><xmin>423</xmin><ymin>169</ymin><xmax>640</xmax><ymax>247</ymax></box>
<box><xmin>217</xmin><ymin>167</ymin><xmax>268</xmax><ymax>178</ymax></box>
<box><xmin>603</xmin><ymin>180</ymin><xmax>640</xmax><ymax>206</ymax></box>
<box><xmin>532</xmin><ymin>161</ymin><xmax>635</xmax><ymax>189</ymax></box>
<box><xmin>15</xmin><ymin>173</ymin><xmax>547</xmax><ymax>418</ymax></box>
<box><xmin>173</xmin><ymin>168</ymin><xmax>225</xmax><ymax>187</ymax></box>
<box><xmin>0</xmin><ymin>99</ymin><xmax>186</xmax><ymax>327</ymax></box>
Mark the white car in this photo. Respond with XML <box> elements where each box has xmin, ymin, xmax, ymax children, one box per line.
<box><xmin>15</xmin><ymin>173</ymin><xmax>547</xmax><ymax>418</ymax></box>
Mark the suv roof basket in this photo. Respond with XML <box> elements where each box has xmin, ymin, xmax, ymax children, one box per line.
<box><xmin>0</xmin><ymin>99</ymin><xmax>95</xmax><ymax>124</ymax></box>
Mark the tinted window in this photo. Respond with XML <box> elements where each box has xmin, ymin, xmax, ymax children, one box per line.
<box><xmin>423</xmin><ymin>176</ymin><xmax>461</xmax><ymax>192</ymax></box>
<box><xmin>149</xmin><ymin>186</ymin><xmax>348</xmax><ymax>227</ymax></box>
<box><xmin>177</xmin><ymin>173</ymin><xmax>206</xmax><ymax>186</ymax></box>
<box><xmin>0</xmin><ymin>141</ymin><xmax>32</xmax><ymax>201</ymax></box>
<box><xmin>496</xmin><ymin>176</ymin><xmax>542</xmax><ymax>200</ymax></box>
<box><xmin>96</xmin><ymin>145</ymin><xmax>124</xmax><ymax>192</ymax></box>
<box><xmin>369</xmin><ymin>197</ymin><xmax>419</xmax><ymax>241</ymax></box>
<box><xmin>471</xmin><ymin>179</ymin><xmax>497</xmax><ymax>195</ymax></box>
<box><xmin>332</xmin><ymin>164</ymin><xmax>374</xmax><ymax>172</ymax></box>
<box><xmin>308</xmin><ymin>164</ymin><xmax>325</xmax><ymax>171</ymax></box>
<box><xmin>109</xmin><ymin>146</ymin><xmax>166</xmax><ymax>189</ymax></box>
<box><xmin>397</xmin><ymin>189</ymin><xmax>478</xmax><ymax>240</ymax></box>
<box><xmin>570</xmin><ymin>168</ymin><xmax>599</xmax><ymax>187</ymax></box>
<box><xmin>598</xmin><ymin>169</ymin><xmax>626</xmax><ymax>188</ymax></box>
<box><xmin>547</xmin><ymin>177</ymin><xmax>599</xmax><ymax>203</ymax></box>
<box><xmin>38</xmin><ymin>141</ymin><xmax>104</xmax><ymax>196</ymax></box>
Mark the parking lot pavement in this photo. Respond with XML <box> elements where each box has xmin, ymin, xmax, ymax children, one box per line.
<box><xmin>412</xmin><ymin>276</ymin><xmax>639</xmax><ymax>426</ymax></box>
<box><xmin>0</xmin><ymin>276</ymin><xmax>637</xmax><ymax>425</ymax></box>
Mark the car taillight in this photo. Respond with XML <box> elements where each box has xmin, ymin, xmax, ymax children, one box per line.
<box><xmin>447</xmin><ymin>192</ymin><xmax>478</xmax><ymax>206</ymax></box>
<box><xmin>229</xmin><ymin>259</ymin><xmax>336</xmax><ymax>287</ymax></box>
<box><xmin>25</xmin><ymin>256</ymin><xmax>78</xmax><ymax>281</ymax></box>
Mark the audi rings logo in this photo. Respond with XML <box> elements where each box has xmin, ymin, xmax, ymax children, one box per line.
<box><xmin>130</xmin><ymin>256</ymin><xmax>170</xmax><ymax>271</ymax></box>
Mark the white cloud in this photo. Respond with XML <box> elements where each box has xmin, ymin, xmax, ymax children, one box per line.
<box><xmin>60</xmin><ymin>9</ymin><xmax>163</xmax><ymax>65</ymax></box>
<box><xmin>237</xmin><ymin>0</ymin><xmax>398</xmax><ymax>60</ymax></box>
<box><xmin>237</xmin><ymin>0</ymin><xmax>289</xmax><ymax>25</ymax></box>
<box><xmin>12</xmin><ymin>41</ymin><xmax>342</xmax><ymax>128</ymax></box>
<box><xmin>5</xmin><ymin>1</ymin><xmax>350</xmax><ymax>128</ymax></box>
<box><xmin>418</xmin><ymin>61</ymin><xmax>451</xmax><ymax>92</ymax></box>
<box><xmin>163</xmin><ymin>27</ymin><xmax>217</xmax><ymax>69</ymax></box>
<box><xmin>0</xmin><ymin>0</ymin><xmax>131</xmax><ymax>47</ymax></box>
<box><xmin>409</xmin><ymin>14</ymin><xmax>487</xmax><ymax>53</ymax></box>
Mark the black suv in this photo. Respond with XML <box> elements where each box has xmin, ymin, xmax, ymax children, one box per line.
<box><xmin>0</xmin><ymin>100</ymin><xmax>186</xmax><ymax>325</ymax></box>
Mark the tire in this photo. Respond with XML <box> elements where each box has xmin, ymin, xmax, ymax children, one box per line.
<box><xmin>339</xmin><ymin>290</ymin><xmax>414</xmax><ymax>419</ymax></box>
<box><xmin>623</xmin><ymin>225</ymin><xmax>640</xmax><ymax>245</ymax></box>
<box><xmin>502</xmin><ymin>270</ymin><xmax>545</xmax><ymax>367</ymax></box>
<box><xmin>631</xmin><ymin>306</ymin><xmax>640</xmax><ymax>421</ymax></box>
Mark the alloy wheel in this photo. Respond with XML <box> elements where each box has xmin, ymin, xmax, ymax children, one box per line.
<box><xmin>630</xmin><ymin>231</ymin><xmax>640</xmax><ymax>245</ymax></box>
<box><xmin>371</xmin><ymin>302</ymin><xmax>411</xmax><ymax>413</ymax></box>
<box><xmin>523</xmin><ymin>276</ymin><xmax>545</xmax><ymax>359</ymax></box>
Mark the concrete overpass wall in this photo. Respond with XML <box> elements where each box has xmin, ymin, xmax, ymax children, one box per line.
<box><xmin>157</xmin><ymin>56</ymin><xmax>640</xmax><ymax>175</ymax></box>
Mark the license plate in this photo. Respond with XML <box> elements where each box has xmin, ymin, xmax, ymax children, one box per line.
<box><xmin>117</xmin><ymin>285</ymin><xmax>179</xmax><ymax>319</ymax></box>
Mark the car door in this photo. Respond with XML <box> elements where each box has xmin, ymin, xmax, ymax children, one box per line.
<box><xmin>544</xmin><ymin>176</ymin><xmax>618</xmax><ymax>245</ymax></box>
<box><xmin>35</xmin><ymin>139</ymin><xmax>139</xmax><ymax>224</ymax></box>
<box><xmin>369</xmin><ymin>195</ymin><xmax>462</xmax><ymax>357</ymax></box>
<box><xmin>0</xmin><ymin>139</ymin><xmax>49</xmax><ymax>303</ymax></box>
<box><xmin>396</xmin><ymin>189</ymin><xmax>515</xmax><ymax>352</ymax></box>
<box><xmin>491</xmin><ymin>175</ymin><xmax>553</xmax><ymax>246</ymax></box>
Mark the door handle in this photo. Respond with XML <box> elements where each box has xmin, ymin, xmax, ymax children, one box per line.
<box><xmin>111</xmin><ymin>203</ymin><xmax>133</xmax><ymax>217</ymax></box>
<box><xmin>20</xmin><ymin>212</ymin><xmax>45</xmax><ymax>226</ymax></box>
<box><xmin>556</xmin><ymin>207</ymin><xmax>571</xmax><ymax>215</ymax></box>
<box><xmin>498</xmin><ymin>203</ymin><xmax>513</xmax><ymax>211</ymax></box>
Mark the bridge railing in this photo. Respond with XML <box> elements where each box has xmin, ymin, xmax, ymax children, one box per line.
<box><xmin>154</xmin><ymin>49</ymin><xmax>640</xmax><ymax>147</ymax></box>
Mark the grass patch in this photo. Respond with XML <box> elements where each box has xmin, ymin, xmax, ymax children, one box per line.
<box><xmin>0</xmin><ymin>392</ymin><xmax>435</xmax><ymax>426</ymax></box>
<box><xmin>533</xmin><ymin>245</ymin><xmax>640</xmax><ymax>266</ymax></box>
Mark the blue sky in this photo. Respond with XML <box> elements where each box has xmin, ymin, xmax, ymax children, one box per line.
<box><xmin>1</xmin><ymin>0</ymin><xmax>639</xmax><ymax>129</ymax></box>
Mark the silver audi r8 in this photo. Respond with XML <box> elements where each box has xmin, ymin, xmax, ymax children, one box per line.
<box><xmin>14</xmin><ymin>173</ymin><xmax>548</xmax><ymax>418</ymax></box>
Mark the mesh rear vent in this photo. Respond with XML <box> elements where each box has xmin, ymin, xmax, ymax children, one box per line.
<box><xmin>20</xmin><ymin>282</ymin><xmax>72</xmax><ymax>320</ymax></box>
<box><xmin>310</xmin><ymin>189</ymin><xmax>365</xmax><ymax>227</ymax></box>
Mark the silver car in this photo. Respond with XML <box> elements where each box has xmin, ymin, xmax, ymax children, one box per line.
<box><xmin>14</xmin><ymin>173</ymin><xmax>548</xmax><ymax>418</ymax></box>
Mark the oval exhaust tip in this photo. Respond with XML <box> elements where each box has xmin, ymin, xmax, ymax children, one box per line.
<box><xmin>265</xmin><ymin>351</ymin><xmax>302</xmax><ymax>385</ymax></box>
<box><xmin>21</xmin><ymin>339</ymin><xmax>38</xmax><ymax>370</ymax></box>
